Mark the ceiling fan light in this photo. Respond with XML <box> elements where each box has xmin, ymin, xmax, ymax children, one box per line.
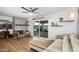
<box><xmin>28</xmin><ymin>12</ymin><xmax>33</xmax><ymax>16</ymax></box>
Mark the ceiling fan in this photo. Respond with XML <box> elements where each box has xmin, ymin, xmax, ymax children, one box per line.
<box><xmin>21</xmin><ymin>7</ymin><xmax>40</xmax><ymax>15</ymax></box>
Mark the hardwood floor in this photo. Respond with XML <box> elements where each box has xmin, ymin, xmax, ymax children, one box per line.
<box><xmin>0</xmin><ymin>37</ymin><xmax>36</xmax><ymax>52</ymax></box>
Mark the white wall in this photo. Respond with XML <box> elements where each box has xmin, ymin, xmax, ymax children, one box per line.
<box><xmin>28</xmin><ymin>17</ymin><xmax>34</xmax><ymax>36</ymax></box>
<box><xmin>48</xmin><ymin>8</ymin><xmax>78</xmax><ymax>40</ymax></box>
<box><xmin>29</xmin><ymin>8</ymin><xmax>78</xmax><ymax>40</ymax></box>
<box><xmin>0</xmin><ymin>15</ymin><xmax>13</xmax><ymax>34</ymax></box>
<box><xmin>15</xmin><ymin>17</ymin><xmax>28</xmax><ymax>31</ymax></box>
<box><xmin>0</xmin><ymin>15</ymin><xmax>28</xmax><ymax>34</ymax></box>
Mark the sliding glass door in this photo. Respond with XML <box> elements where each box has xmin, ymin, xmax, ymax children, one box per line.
<box><xmin>33</xmin><ymin>21</ymin><xmax>39</xmax><ymax>37</ymax></box>
<box><xmin>33</xmin><ymin>20</ymin><xmax>48</xmax><ymax>38</ymax></box>
<box><xmin>40</xmin><ymin>22</ymin><xmax>48</xmax><ymax>38</ymax></box>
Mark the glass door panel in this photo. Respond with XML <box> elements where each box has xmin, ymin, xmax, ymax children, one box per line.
<box><xmin>33</xmin><ymin>20</ymin><xmax>48</xmax><ymax>38</ymax></box>
<box><xmin>40</xmin><ymin>20</ymin><xmax>48</xmax><ymax>38</ymax></box>
<box><xmin>33</xmin><ymin>21</ymin><xmax>39</xmax><ymax>37</ymax></box>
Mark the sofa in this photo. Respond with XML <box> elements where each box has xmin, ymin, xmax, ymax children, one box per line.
<box><xmin>44</xmin><ymin>39</ymin><xmax>62</xmax><ymax>52</ymax></box>
<box><xmin>29</xmin><ymin>39</ymin><xmax>54</xmax><ymax>52</ymax></box>
<box><xmin>29</xmin><ymin>34</ymin><xmax>79</xmax><ymax>52</ymax></box>
<box><xmin>70</xmin><ymin>34</ymin><xmax>79</xmax><ymax>52</ymax></box>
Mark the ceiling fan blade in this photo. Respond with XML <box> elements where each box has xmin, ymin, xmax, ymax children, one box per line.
<box><xmin>22</xmin><ymin>11</ymin><xmax>28</xmax><ymax>13</ymax></box>
<box><xmin>33</xmin><ymin>12</ymin><xmax>40</xmax><ymax>14</ymax></box>
<box><xmin>21</xmin><ymin>7</ymin><xmax>30</xmax><ymax>12</ymax></box>
<box><xmin>32</xmin><ymin>8</ymin><xmax>38</xmax><ymax>12</ymax></box>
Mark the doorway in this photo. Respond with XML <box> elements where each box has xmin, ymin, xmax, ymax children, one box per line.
<box><xmin>33</xmin><ymin>20</ymin><xmax>48</xmax><ymax>38</ymax></box>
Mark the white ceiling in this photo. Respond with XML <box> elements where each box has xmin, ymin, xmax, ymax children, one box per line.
<box><xmin>0</xmin><ymin>7</ymin><xmax>70</xmax><ymax>19</ymax></box>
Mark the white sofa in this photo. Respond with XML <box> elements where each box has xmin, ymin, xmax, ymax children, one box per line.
<box><xmin>70</xmin><ymin>34</ymin><xmax>79</xmax><ymax>52</ymax></box>
<box><xmin>62</xmin><ymin>35</ymin><xmax>73</xmax><ymax>52</ymax></box>
<box><xmin>29</xmin><ymin>39</ymin><xmax>54</xmax><ymax>52</ymax></box>
<box><xmin>44</xmin><ymin>39</ymin><xmax>62</xmax><ymax>52</ymax></box>
<box><xmin>29</xmin><ymin>34</ymin><xmax>79</xmax><ymax>52</ymax></box>
<box><xmin>44</xmin><ymin>35</ymin><xmax>73</xmax><ymax>52</ymax></box>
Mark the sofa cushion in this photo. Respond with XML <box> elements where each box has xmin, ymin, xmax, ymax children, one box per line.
<box><xmin>44</xmin><ymin>39</ymin><xmax>62</xmax><ymax>52</ymax></box>
<box><xmin>70</xmin><ymin>34</ymin><xmax>79</xmax><ymax>52</ymax></box>
<box><xmin>56</xmin><ymin>34</ymin><xmax>70</xmax><ymax>39</ymax></box>
<box><xmin>29</xmin><ymin>39</ymin><xmax>54</xmax><ymax>51</ymax></box>
<box><xmin>62</xmin><ymin>35</ymin><xmax>73</xmax><ymax>52</ymax></box>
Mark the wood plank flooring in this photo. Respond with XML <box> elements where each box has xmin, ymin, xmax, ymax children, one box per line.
<box><xmin>0</xmin><ymin>37</ymin><xmax>36</xmax><ymax>52</ymax></box>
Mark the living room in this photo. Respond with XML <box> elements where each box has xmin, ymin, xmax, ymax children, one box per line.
<box><xmin>0</xmin><ymin>7</ymin><xmax>78</xmax><ymax>52</ymax></box>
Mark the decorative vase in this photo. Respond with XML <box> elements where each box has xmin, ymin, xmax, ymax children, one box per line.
<box><xmin>59</xmin><ymin>18</ymin><xmax>63</xmax><ymax>21</ymax></box>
